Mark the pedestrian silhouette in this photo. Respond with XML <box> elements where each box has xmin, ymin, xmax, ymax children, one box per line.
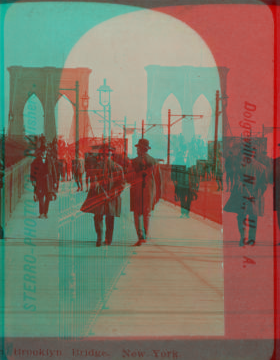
<box><xmin>81</xmin><ymin>144</ymin><xmax>125</xmax><ymax>247</ymax></box>
<box><xmin>30</xmin><ymin>144</ymin><xmax>58</xmax><ymax>219</ymax></box>
<box><xmin>224</xmin><ymin>148</ymin><xmax>268</xmax><ymax>246</ymax></box>
<box><xmin>127</xmin><ymin>139</ymin><xmax>162</xmax><ymax>246</ymax></box>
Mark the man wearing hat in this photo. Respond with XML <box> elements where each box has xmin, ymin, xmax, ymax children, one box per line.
<box><xmin>30</xmin><ymin>144</ymin><xmax>58</xmax><ymax>219</ymax></box>
<box><xmin>80</xmin><ymin>144</ymin><xmax>125</xmax><ymax>247</ymax></box>
<box><xmin>224</xmin><ymin>146</ymin><xmax>268</xmax><ymax>246</ymax></box>
<box><xmin>127</xmin><ymin>139</ymin><xmax>162</xmax><ymax>246</ymax></box>
<box><xmin>73</xmin><ymin>156</ymin><xmax>85</xmax><ymax>192</ymax></box>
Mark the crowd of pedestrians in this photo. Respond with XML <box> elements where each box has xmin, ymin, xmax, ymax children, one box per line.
<box><xmin>29</xmin><ymin>134</ymin><xmax>278</xmax><ymax>248</ymax></box>
<box><xmin>30</xmin><ymin>136</ymin><xmax>162</xmax><ymax>247</ymax></box>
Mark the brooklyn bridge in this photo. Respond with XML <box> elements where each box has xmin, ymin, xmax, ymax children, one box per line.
<box><xmin>0</xmin><ymin>65</ymin><xmax>274</xmax><ymax>343</ymax></box>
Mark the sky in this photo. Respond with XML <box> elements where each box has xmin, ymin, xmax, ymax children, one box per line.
<box><xmin>2</xmin><ymin>1</ymin><xmax>219</xmax><ymax>153</ymax></box>
<box><xmin>3</xmin><ymin>2</ymin><xmax>137</xmax><ymax>135</ymax></box>
<box><xmin>1</xmin><ymin>1</ymin><xmax>274</xmax><ymax>158</ymax></box>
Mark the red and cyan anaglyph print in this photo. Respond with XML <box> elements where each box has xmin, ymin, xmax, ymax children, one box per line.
<box><xmin>0</xmin><ymin>1</ymin><xmax>278</xmax><ymax>359</ymax></box>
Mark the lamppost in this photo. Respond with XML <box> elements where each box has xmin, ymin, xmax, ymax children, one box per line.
<box><xmin>81</xmin><ymin>81</ymin><xmax>132</xmax><ymax>165</ymax></box>
<box><xmin>80</xmin><ymin>79</ymin><xmax>113</xmax><ymax>145</ymax></box>
<box><xmin>97</xmin><ymin>79</ymin><xmax>113</xmax><ymax>144</ymax></box>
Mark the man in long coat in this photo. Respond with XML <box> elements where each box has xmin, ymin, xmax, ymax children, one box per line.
<box><xmin>171</xmin><ymin>165</ymin><xmax>198</xmax><ymax>219</ymax></box>
<box><xmin>30</xmin><ymin>145</ymin><xmax>58</xmax><ymax>219</ymax></box>
<box><xmin>127</xmin><ymin>139</ymin><xmax>162</xmax><ymax>246</ymax></box>
<box><xmin>80</xmin><ymin>145</ymin><xmax>125</xmax><ymax>247</ymax></box>
<box><xmin>73</xmin><ymin>158</ymin><xmax>85</xmax><ymax>191</ymax></box>
<box><xmin>224</xmin><ymin>152</ymin><xmax>268</xmax><ymax>246</ymax></box>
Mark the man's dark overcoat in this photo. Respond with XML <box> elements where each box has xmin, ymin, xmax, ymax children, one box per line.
<box><xmin>127</xmin><ymin>154</ymin><xmax>162</xmax><ymax>214</ymax></box>
<box><xmin>224</xmin><ymin>157</ymin><xmax>268</xmax><ymax>216</ymax></box>
<box><xmin>80</xmin><ymin>159</ymin><xmax>125</xmax><ymax>217</ymax></box>
<box><xmin>30</xmin><ymin>155</ymin><xmax>58</xmax><ymax>197</ymax></box>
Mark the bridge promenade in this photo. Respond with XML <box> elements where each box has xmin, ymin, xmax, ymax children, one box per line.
<box><xmin>3</xmin><ymin>177</ymin><xmax>223</xmax><ymax>338</ymax></box>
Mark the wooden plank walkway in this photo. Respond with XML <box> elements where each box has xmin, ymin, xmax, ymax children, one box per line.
<box><xmin>87</xmin><ymin>201</ymin><xmax>224</xmax><ymax>337</ymax></box>
<box><xmin>4</xmin><ymin>179</ymin><xmax>224</xmax><ymax>337</ymax></box>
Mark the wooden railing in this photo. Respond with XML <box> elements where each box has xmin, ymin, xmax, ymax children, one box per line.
<box><xmin>160</xmin><ymin>164</ymin><xmax>222</xmax><ymax>224</ymax></box>
<box><xmin>4</xmin><ymin>157</ymin><xmax>33</xmax><ymax>225</ymax></box>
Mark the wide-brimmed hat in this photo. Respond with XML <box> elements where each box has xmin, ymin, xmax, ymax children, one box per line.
<box><xmin>135</xmin><ymin>138</ymin><xmax>151</xmax><ymax>150</ymax></box>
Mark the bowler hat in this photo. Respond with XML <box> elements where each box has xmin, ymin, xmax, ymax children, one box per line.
<box><xmin>135</xmin><ymin>138</ymin><xmax>151</xmax><ymax>149</ymax></box>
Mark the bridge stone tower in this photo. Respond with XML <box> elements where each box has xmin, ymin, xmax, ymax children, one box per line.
<box><xmin>145</xmin><ymin>65</ymin><xmax>230</xmax><ymax>158</ymax></box>
<box><xmin>8</xmin><ymin>66</ymin><xmax>92</xmax><ymax>142</ymax></box>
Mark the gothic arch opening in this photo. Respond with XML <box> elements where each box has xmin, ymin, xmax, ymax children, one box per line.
<box><xmin>55</xmin><ymin>95</ymin><xmax>74</xmax><ymax>141</ymax></box>
<box><xmin>161</xmin><ymin>94</ymin><xmax>182</xmax><ymax>136</ymax></box>
<box><xmin>191</xmin><ymin>94</ymin><xmax>212</xmax><ymax>162</ymax></box>
<box><xmin>23</xmin><ymin>94</ymin><xmax>44</xmax><ymax>136</ymax></box>
<box><xmin>193</xmin><ymin>94</ymin><xmax>212</xmax><ymax>142</ymax></box>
